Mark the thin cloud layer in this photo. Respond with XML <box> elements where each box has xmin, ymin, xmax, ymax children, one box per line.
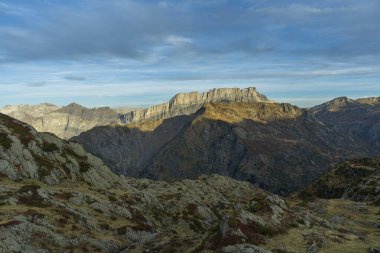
<box><xmin>0</xmin><ymin>0</ymin><xmax>379</xmax><ymax>107</ymax></box>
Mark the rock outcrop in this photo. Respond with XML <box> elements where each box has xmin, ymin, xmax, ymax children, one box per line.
<box><xmin>300</xmin><ymin>157</ymin><xmax>380</xmax><ymax>204</ymax></box>
<box><xmin>73</xmin><ymin>101</ymin><xmax>379</xmax><ymax>194</ymax></box>
<box><xmin>0</xmin><ymin>103</ymin><xmax>125</xmax><ymax>139</ymax></box>
<box><xmin>121</xmin><ymin>87</ymin><xmax>270</xmax><ymax>123</ymax></box>
<box><xmin>0</xmin><ymin>113</ymin><xmax>119</xmax><ymax>188</ymax></box>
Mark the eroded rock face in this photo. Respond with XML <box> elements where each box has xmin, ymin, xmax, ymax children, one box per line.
<box><xmin>121</xmin><ymin>87</ymin><xmax>270</xmax><ymax>123</ymax></box>
<box><xmin>0</xmin><ymin>103</ymin><xmax>124</xmax><ymax>139</ymax></box>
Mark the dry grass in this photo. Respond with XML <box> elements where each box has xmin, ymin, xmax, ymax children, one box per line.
<box><xmin>198</xmin><ymin>102</ymin><xmax>303</xmax><ymax>124</ymax></box>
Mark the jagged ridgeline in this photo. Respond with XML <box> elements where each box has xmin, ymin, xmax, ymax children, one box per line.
<box><xmin>2</xmin><ymin>87</ymin><xmax>380</xmax><ymax>195</ymax></box>
<box><xmin>0</xmin><ymin>88</ymin><xmax>267</xmax><ymax>139</ymax></box>
<box><xmin>120</xmin><ymin>87</ymin><xmax>270</xmax><ymax>122</ymax></box>
<box><xmin>72</xmin><ymin>88</ymin><xmax>380</xmax><ymax>194</ymax></box>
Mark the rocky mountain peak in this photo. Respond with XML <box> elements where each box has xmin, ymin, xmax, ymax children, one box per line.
<box><xmin>122</xmin><ymin>87</ymin><xmax>270</xmax><ymax>123</ymax></box>
<box><xmin>62</xmin><ymin>102</ymin><xmax>86</xmax><ymax>109</ymax></box>
<box><xmin>311</xmin><ymin>96</ymin><xmax>354</xmax><ymax>113</ymax></box>
<box><xmin>169</xmin><ymin>87</ymin><xmax>269</xmax><ymax>107</ymax></box>
<box><xmin>56</xmin><ymin>103</ymin><xmax>116</xmax><ymax>118</ymax></box>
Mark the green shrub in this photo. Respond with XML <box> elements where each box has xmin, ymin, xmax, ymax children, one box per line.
<box><xmin>187</xmin><ymin>203</ymin><xmax>198</xmax><ymax>216</ymax></box>
<box><xmin>99</xmin><ymin>223</ymin><xmax>110</xmax><ymax>230</ymax></box>
<box><xmin>0</xmin><ymin>133</ymin><xmax>12</xmax><ymax>150</ymax></box>
<box><xmin>42</xmin><ymin>141</ymin><xmax>59</xmax><ymax>152</ymax></box>
<box><xmin>108</xmin><ymin>195</ymin><xmax>117</xmax><ymax>202</ymax></box>
<box><xmin>117</xmin><ymin>226</ymin><xmax>127</xmax><ymax>235</ymax></box>
<box><xmin>17</xmin><ymin>184</ymin><xmax>50</xmax><ymax>208</ymax></box>
<box><xmin>0</xmin><ymin>117</ymin><xmax>34</xmax><ymax>145</ymax></box>
<box><xmin>18</xmin><ymin>184</ymin><xmax>41</xmax><ymax>194</ymax></box>
<box><xmin>79</xmin><ymin>160</ymin><xmax>91</xmax><ymax>173</ymax></box>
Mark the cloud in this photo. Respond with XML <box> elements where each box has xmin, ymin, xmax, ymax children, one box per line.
<box><xmin>63</xmin><ymin>75</ymin><xmax>86</xmax><ymax>81</ymax></box>
<box><xmin>0</xmin><ymin>0</ymin><xmax>379</xmax><ymax>108</ymax></box>
<box><xmin>165</xmin><ymin>35</ymin><xmax>192</xmax><ymax>46</ymax></box>
<box><xmin>0</xmin><ymin>1</ymin><xmax>32</xmax><ymax>15</ymax></box>
<box><xmin>26</xmin><ymin>81</ymin><xmax>47</xmax><ymax>87</ymax></box>
<box><xmin>0</xmin><ymin>0</ymin><xmax>377</xmax><ymax>63</ymax></box>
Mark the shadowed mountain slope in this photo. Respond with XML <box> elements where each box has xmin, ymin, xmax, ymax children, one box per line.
<box><xmin>73</xmin><ymin>102</ymin><xmax>379</xmax><ymax>194</ymax></box>
<box><xmin>311</xmin><ymin>96</ymin><xmax>380</xmax><ymax>149</ymax></box>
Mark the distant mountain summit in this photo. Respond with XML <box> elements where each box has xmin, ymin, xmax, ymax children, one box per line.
<box><xmin>0</xmin><ymin>103</ymin><xmax>60</xmax><ymax>119</ymax></box>
<box><xmin>2</xmin><ymin>87</ymin><xmax>379</xmax><ymax>195</ymax></box>
<box><xmin>310</xmin><ymin>96</ymin><xmax>354</xmax><ymax>112</ymax></box>
<box><xmin>311</xmin><ymin>96</ymin><xmax>380</xmax><ymax>149</ymax></box>
<box><xmin>311</xmin><ymin>96</ymin><xmax>380</xmax><ymax>113</ymax></box>
<box><xmin>0</xmin><ymin>87</ymin><xmax>268</xmax><ymax>138</ymax></box>
<box><xmin>121</xmin><ymin>87</ymin><xmax>270</xmax><ymax>123</ymax></box>
<box><xmin>0</xmin><ymin>103</ymin><xmax>128</xmax><ymax>139</ymax></box>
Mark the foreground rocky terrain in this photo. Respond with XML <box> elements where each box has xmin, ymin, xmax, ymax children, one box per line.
<box><xmin>0</xmin><ymin>113</ymin><xmax>379</xmax><ymax>252</ymax></box>
<box><xmin>73</xmin><ymin>100</ymin><xmax>379</xmax><ymax>194</ymax></box>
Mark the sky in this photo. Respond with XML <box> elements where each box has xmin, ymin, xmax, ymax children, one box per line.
<box><xmin>0</xmin><ymin>0</ymin><xmax>379</xmax><ymax>108</ymax></box>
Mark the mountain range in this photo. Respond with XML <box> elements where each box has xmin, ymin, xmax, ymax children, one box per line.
<box><xmin>2</xmin><ymin>87</ymin><xmax>380</xmax><ymax>195</ymax></box>
<box><xmin>0</xmin><ymin>110</ymin><xmax>379</xmax><ymax>252</ymax></box>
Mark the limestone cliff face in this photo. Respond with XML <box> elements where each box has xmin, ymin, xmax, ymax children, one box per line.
<box><xmin>0</xmin><ymin>87</ymin><xmax>268</xmax><ymax>137</ymax></box>
<box><xmin>0</xmin><ymin>103</ymin><xmax>123</xmax><ymax>139</ymax></box>
<box><xmin>121</xmin><ymin>87</ymin><xmax>270</xmax><ymax>123</ymax></box>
